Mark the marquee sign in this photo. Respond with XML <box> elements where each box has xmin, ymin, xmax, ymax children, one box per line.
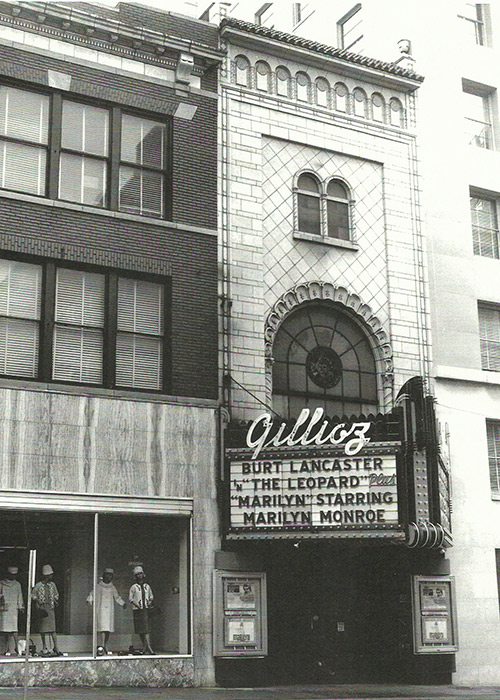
<box><xmin>226</xmin><ymin>410</ymin><xmax>402</xmax><ymax>539</ymax></box>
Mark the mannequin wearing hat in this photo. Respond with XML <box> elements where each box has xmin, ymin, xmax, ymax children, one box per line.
<box><xmin>87</xmin><ymin>568</ymin><xmax>126</xmax><ymax>654</ymax></box>
<box><xmin>0</xmin><ymin>566</ymin><xmax>24</xmax><ymax>656</ymax></box>
<box><xmin>31</xmin><ymin>564</ymin><xmax>61</xmax><ymax>657</ymax></box>
<box><xmin>128</xmin><ymin>566</ymin><xmax>154</xmax><ymax>655</ymax></box>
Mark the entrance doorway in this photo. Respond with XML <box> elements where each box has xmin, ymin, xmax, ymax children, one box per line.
<box><xmin>265</xmin><ymin>542</ymin><xmax>406</xmax><ymax>683</ymax></box>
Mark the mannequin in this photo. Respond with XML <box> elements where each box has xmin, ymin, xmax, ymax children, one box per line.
<box><xmin>87</xmin><ymin>568</ymin><xmax>126</xmax><ymax>654</ymax></box>
<box><xmin>31</xmin><ymin>564</ymin><xmax>61</xmax><ymax>657</ymax></box>
<box><xmin>128</xmin><ymin>566</ymin><xmax>154</xmax><ymax>655</ymax></box>
<box><xmin>0</xmin><ymin>566</ymin><xmax>24</xmax><ymax>656</ymax></box>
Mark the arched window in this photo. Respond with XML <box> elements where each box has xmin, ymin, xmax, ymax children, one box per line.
<box><xmin>234</xmin><ymin>55</ymin><xmax>250</xmax><ymax>87</ymax></box>
<box><xmin>296</xmin><ymin>71</ymin><xmax>311</xmax><ymax>102</ymax></box>
<box><xmin>296</xmin><ymin>173</ymin><xmax>321</xmax><ymax>235</ymax></box>
<box><xmin>326</xmin><ymin>179</ymin><xmax>351</xmax><ymax>240</ymax></box>
<box><xmin>255</xmin><ymin>61</ymin><xmax>271</xmax><ymax>92</ymax></box>
<box><xmin>353</xmin><ymin>87</ymin><xmax>367</xmax><ymax>118</ymax></box>
<box><xmin>272</xmin><ymin>302</ymin><xmax>378</xmax><ymax>419</ymax></box>
<box><xmin>334</xmin><ymin>82</ymin><xmax>349</xmax><ymax>112</ymax></box>
<box><xmin>315</xmin><ymin>77</ymin><xmax>330</xmax><ymax>107</ymax></box>
<box><xmin>389</xmin><ymin>97</ymin><xmax>404</xmax><ymax>127</ymax></box>
<box><xmin>276</xmin><ymin>65</ymin><xmax>291</xmax><ymax>97</ymax></box>
<box><xmin>371</xmin><ymin>92</ymin><xmax>385</xmax><ymax>122</ymax></box>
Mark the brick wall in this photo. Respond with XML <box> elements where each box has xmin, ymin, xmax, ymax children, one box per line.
<box><xmin>0</xmin><ymin>35</ymin><xmax>219</xmax><ymax>399</ymax></box>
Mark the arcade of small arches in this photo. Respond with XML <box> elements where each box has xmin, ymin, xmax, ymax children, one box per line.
<box><xmin>231</xmin><ymin>54</ymin><xmax>406</xmax><ymax>128</ymax></box>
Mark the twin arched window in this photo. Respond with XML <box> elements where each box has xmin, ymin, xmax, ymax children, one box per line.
<box><xmin>296</xmin><ymin>173</ymin><xmax>352</xmax><ymax>242</ymax></box>
<box><xmin>272</xmin><ymin>302</ymin><xmax>378</xmax><ymax>419</ymax></box>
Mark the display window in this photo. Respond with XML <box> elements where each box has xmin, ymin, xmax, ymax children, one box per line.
<box><xmin>0</xmin><ymin>508</ymin><xmax>190</xmax><ymax>660</ymax></box>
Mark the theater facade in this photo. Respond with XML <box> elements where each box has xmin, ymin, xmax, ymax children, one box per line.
<box><xmin>214</xmin><ymin>17</ymin><xmax>457</xmax><ymax>685</ymax></box>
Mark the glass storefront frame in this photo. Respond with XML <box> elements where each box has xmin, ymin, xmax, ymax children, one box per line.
<box><xmin>0</xmin><ymin>489</ymin><xmax>193</xmax><ymax>662</ymax></box>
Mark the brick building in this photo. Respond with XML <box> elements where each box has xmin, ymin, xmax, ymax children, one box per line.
<box><xmin>213</xmin><ymin>14</ymin><xmax>454</xmax><ymax>686</ymax></box>
<box><xmin>0</xmin><ymin>0</ymin><xmax>222</xmax><ymax>688</ymax></box>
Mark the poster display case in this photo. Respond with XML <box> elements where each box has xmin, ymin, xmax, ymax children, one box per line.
<box><xmin>213</xmin><ymin>571</ymin><xmax>267</xmax><ymax>657</ymax></box>
<box><xmin>412</xmin><ymin>575</ymin><xmax>458</xmax><ymax>654</ymax></box>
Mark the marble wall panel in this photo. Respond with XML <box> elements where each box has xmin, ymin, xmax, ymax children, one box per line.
<box><xmin>0</xmin><ymin>388</ymin><xmax>217</xmax><ymax>500</ymax></box>
<box><xmin>0</xmin><ymin>657</ymin><xmax>194</xmax><ymax>687</ymax></box>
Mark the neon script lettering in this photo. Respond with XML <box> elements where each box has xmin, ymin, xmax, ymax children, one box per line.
<box><xmin>246</xmin><ymin>408</ymin><xmax>371</xmax><ymax>460</ymax></box>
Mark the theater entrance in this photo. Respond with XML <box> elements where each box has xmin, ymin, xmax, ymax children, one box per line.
<box><xmin>265</xmin><ymin>542</ymin><xmax>406</xmax><ymax>683</ymax></box>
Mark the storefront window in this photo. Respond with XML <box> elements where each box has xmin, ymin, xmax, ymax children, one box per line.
<box><xmin>0</xmin><ymin>509</ymin><xmax>190</xmax><ymax>659</ymax></box>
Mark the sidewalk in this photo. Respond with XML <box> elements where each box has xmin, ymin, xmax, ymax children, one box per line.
<box><xmin>0</xmin><ymin>686</ymin><xmax>499</xmax><ymax>699</ymax></box>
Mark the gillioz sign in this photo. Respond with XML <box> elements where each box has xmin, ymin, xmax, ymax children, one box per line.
<box><xmin>246</xmin><ymin>408</ymin><xmax>371</xmax><ymax>459</ymax></box>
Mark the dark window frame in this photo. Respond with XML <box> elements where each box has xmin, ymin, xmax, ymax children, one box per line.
<box><xmin>0</xmin><ymin>80</ymin><xmax>173</xmax><ymax>220</ymax></box>
<box><xmin>0</xmin><ymin>251</ymin><xmax>172</xmax><ymax>393</ymax></box>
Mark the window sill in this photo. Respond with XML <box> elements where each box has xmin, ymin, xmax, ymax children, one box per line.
<box><xmin>293</xmin><ymin>230</ymin><xmax>358</xmax><ymax>250</ymax></box>
<box><xmin>0</xmin><ymin>189</ymin><xmax>217</xmax><ymax>237</ymax></box>
<box><xmin>0</xmin><ymin>375</ymin><xmax>218</xmax><ymax>408</ymax></box>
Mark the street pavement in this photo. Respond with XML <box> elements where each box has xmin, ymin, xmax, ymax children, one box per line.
<box><xmin>0</xmin><ymin>686</ymin><xmax>500</xmax><ymax>699</ymax></box>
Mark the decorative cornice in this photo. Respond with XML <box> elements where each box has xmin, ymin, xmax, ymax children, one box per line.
<box><xmin>220</xmin><ymin>18</ymin><xmax>423</xmax><ymax>92</ymax></box>
<box><xmin>2</xmin><ymin>2</ymin><xmax>224</xmax><ymax>68</ymax></box>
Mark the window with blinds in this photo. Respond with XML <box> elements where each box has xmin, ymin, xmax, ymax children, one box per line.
<box><xmin>0</xmin><ymin>257</ymin><xmax>169</xmax><ymax>391</ymax></box>
<box><xmin>119</xmin><ymin>115</ymin><xmax>166</xmax><ymax>218</ymax></box>
<box><xmin>0</xmin><ymin>86</ymin><xmax>49</xmax><ymax>196</ymax></box>
<box><xmin>53</xmin><ymin>268</ymin><xmax>105</xmax><ymax>384</ymax></box>
<box><xmin>59</xmin><ymin>101</ymin><xmax>109</xmax><ymax>207</ymax></box>
<box><xmin>486</xmin><ymin>420</ymin><xmax>500</xmax><ymax>496</ymax></box>
<box><xmin>478</xmin><ymin>303</ymin><xmax>500</xmax><ymax>371</ymax></box>
<box><xmin>0</xmin><ymin>259</ymin><xmax>41</xmax><ymax>377</ymax></box>
<box><xmin>0</xmin><ymin>85</ymin><xmax>170</xmax><ymax>218</ymax></box>
<box><xmin>116</xmin><ymin>277</ymin><xmax>163</xmax><ymax>389</ymax></box>
<box><xmin>471</xmin><ymin>195</ymin><xmax>499</xmax><ymax>258</ymax></box>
